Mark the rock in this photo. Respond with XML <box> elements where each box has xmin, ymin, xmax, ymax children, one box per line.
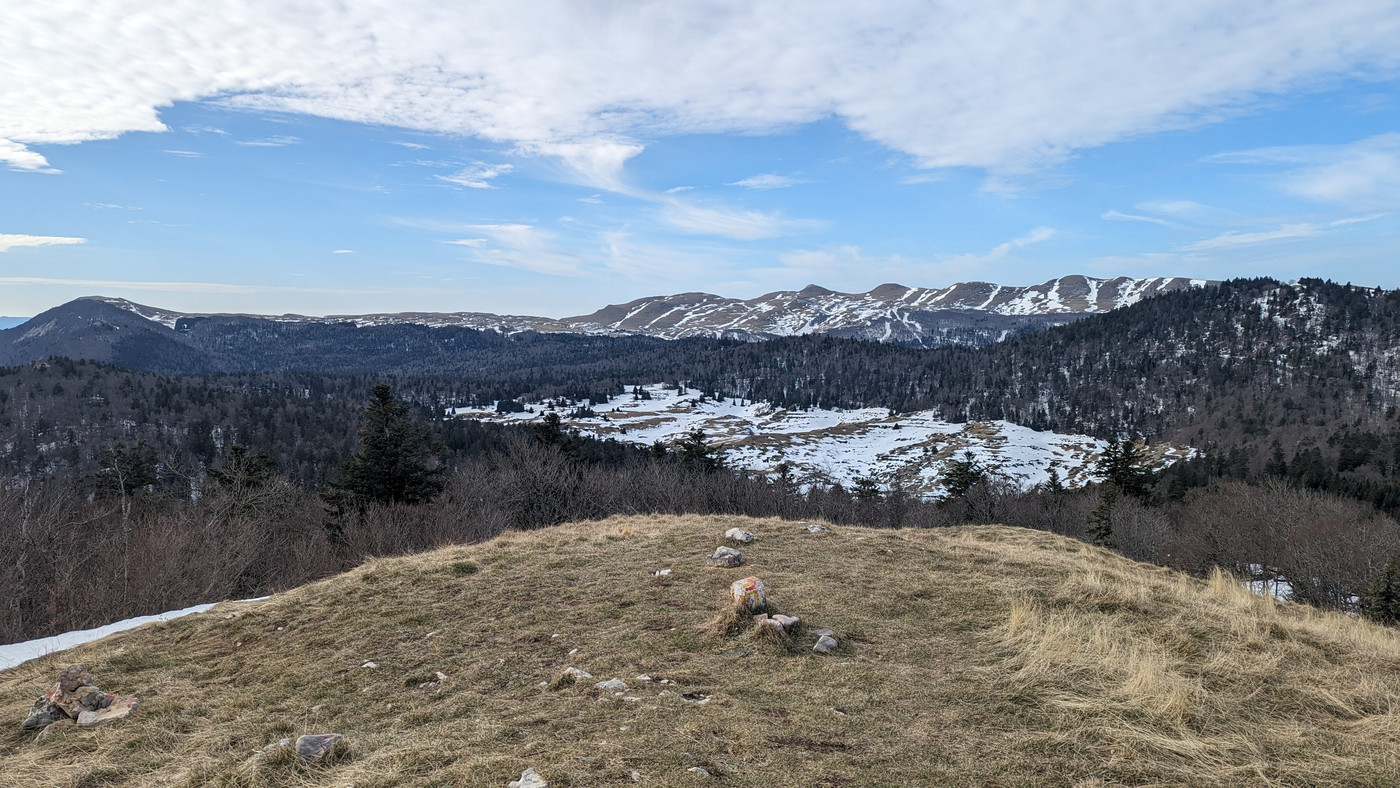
<box><xmin>508</xmin><ymin>766</ymin><xmax>549</xmax><ymax>788</ymax></box>
<box><xmin>730</xmin><ymin>576</ymin><xmax>766</xmax><ymax>610</ymax></box>
<box><xmin>23</xmin><ymin>699</ymin><xmax>67</xmax><ymax>730</ymax></box>
<box><xmin>361</xmin><ymin>661</ymin><xmax>378</xmax><ymax>669</ymax></box>
<box><xmin>706</xmin><ymin>546</ymin><xmax>742</xmax><ymax>567</ymax></box>
<box><xmin>76</xmin><ymin>697</ymin><xmax>139</xmax><ymax>727</ymax></box>
<box><xmin>563</xmin><ymin>666</ymin><xmax>593</xmax><ymax>680</ymax></box>
<box><xmin>295</xmin><ymin>733</ymin><xmax>344</xmax><ymax>763</ymax></box>
<box><xmin>805</xmin><ymin>524</ymin><xmax>828</xmax><ymax>533</ymax></box>
<box><xmin>635</xmin><ymin>674</ymin><xmax>653</xmax><ymax>682</ymax></box>
<box><xmin>754</xmin><ymin>617</ymin><xmax>784</xmax><ymax>635</ymax></box>
<box><xmin>724</xmin><ymin>527</ymin><xmax>755</xmax><ymax>543</ymax></box>
<box><xmin>771</xmin><ymin>614</ymin><xmax>801</xmax><ymax>631</ymax></box>
<box><xmin>654</xmin><ymin>568</ymin><xmax>672</xmax><ymax>576</ymax></box>
<box><xmin>631</xmin><ymin>770</ymin><xmax>642</xmax><ymax>782</ymax></box>
<box><xmin>814</xmin><ymin>634</ymin><xmax>838</xmax><ymax>654</ymax></box>
<box><xmin>29</xmin><ymin>664</ymin><xmax>138</xmax><ymax>728</ymax></box>
<box><xmin>594</xmin><ymin>678</ymin><xmax>628</xmax><ymax>691</ymax></box>
<box><xmin>687</xmin><ymin>766</ymin><xmax>712</xmax><ymax>777</ymax></box>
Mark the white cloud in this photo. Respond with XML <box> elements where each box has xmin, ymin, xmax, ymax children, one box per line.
<box><xmin>664</xmin><ymin>186</ymin><xmax>694</xmax><ymax>194</ymax></box>
<box><xmin>0</xmin><ymin>234</ymin><xmax>86</xmax><ymax>252</ymax></box>
<box><xmin>6</xmin><ymin>2</ymin><xmax>1399</xmax><ymax>178</ymax></box>
<box><xmin>1182</xmin><ymin>214</ymin><xmax>1386</xmax><ymax>251</ymax></box>
<box><xmin>332</xmin><ymin>249</ymin><xmax>356</xmax><ymax>254</ymax></box>
<box><xmin>447</xmin><ymin>224</ymin><xmax>585</xmax><ymax>276</ymax></box>
<box><xmin>578</xmin><ymin>194</ymin><xmax>604</xmax><ymax>204</ymax></box>
<box><xmin>984</xmin><ymin>227</ymin><xmax>1057</xmax><ymax>260</ymax></box>
<box><xmin>393</xmin><ymin>141</ymin><xmax>430</xmax><ymax>149</ymax></box>
<box><xmin>1260</xmin><ymin>134</ymin><xmax>1400</xmax><ymax>209</ymax></box>
<box><xmin>660</xmin><ymin>202</ymin><xmax>809</xmax><ymax>240</ymax></box>
<box><xmin>1101</xmin><ymin>210</ymin><xmax>1181</xmax><ymax>228</ymax></box>
<box><xmin>727</xmin><ymin>174</ymin><xmax>810</xmax><ymax>190</ymax></box>
<box><xmin>235</xmin><ymin>135</ymin><xmax>301</xmax><ymax>147</ymax></box>
<box><xmin>0</xmin><ymin>138</ymin><xmax>59</xmax><ymax>172</ymax></box>
<box><xmin>436</xmin><ymin>161</ymin><xmax>515</xmax><ymax>189</ymax></box>
<box><xmin>0</xmin><ymin>276</ymin><xmax>364</xmax><ymax>294</ymax></box>
<box><xmin>1183</xmin><ymin>223</ymin><xmax>1324</xmax><ymax>251</ymax></box>
<box><xmin>163</xmin><ymin>149</ymin><xmax>205</xmax><ymax>158</ymax></box>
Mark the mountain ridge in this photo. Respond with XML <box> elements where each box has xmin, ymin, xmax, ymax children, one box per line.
<box><xmin>65</xmin><ymin>274</ymin><xmax>1210</xmax><ymax>348</ymax></box>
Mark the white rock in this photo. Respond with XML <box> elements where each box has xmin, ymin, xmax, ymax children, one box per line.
<box><xmin>508</xmin><ymin>767</ymin><xmax>549</xmax><ymax>788</ymax></box>
<box><xmin>814</xmin><ymin>635</ymin><xmax>838</xmax><ymax>654</ymax></box>
<box><xmin>563</xmin><ymin>666</ymin><xmax>593</xmax><ymax>680</ymax></box>
<box><xmin>361</xmin><ymin>661</ymin><xmax>378</xmax><ymax>669</ymax></box>
<box><xmin>805</xmin><ymin>524</ymin><xmax>828</xmax><ymax>533</ymax></box>
<box><xmin>594</xmin><ymin>678</ymin><xmax>628</xmax><ymax>691</ymax></box>
<box><xmin>706</xmin><ymin>546</ymin><xmax>742</xmax><ymax>567</ymax></box>
<box><xmin>635</xmin><ymin>674</ymin><xmax>653</xmax><ymax>682</ymax></box>
<box><xmin>654</xmin><ymin>568</ymin><xmax>672</xmax><ymax>576</ymax></box>
<box><xmin>771</xmin><ymin>614</ymin><xmax>801</xmax><ymax>631</ymax></box>
<box><xmin>631</xmin><ymin>770</ymin><xmax>642</xmax><ymax>782</ymax></box>
<box><xmin>687</xmin><ymin>766</ymin><xmax>712</xmax><ymax>778</ymax></box>
<box><xmin>724</xmin><ymin>527</ymin><xmax>755</xmax><ymax>543</ymax></box>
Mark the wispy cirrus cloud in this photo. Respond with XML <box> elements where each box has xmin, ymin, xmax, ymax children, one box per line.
<box><xmin>235</xmin><ymin>135</ymin><xmax>301</xmax><ymax>147</ymax></box>
<box><xmin>727</xmin><ymin>174</ymin><xmax>811</xmax><ymax>190</ymax></box>
<box><xmin>1101</xmin><ymin>210</ymin><xmax>1181</xmax><ymax>229</ymax></box>
<box><xmin>659</xmin><ymin>202</ymin><xmax>813</xmax><ymax>241</ymax></box>
<box><xmin>444</xmin><ymin>224</ymin><xmax>586</xmax><ymax>276</ymax></box>
<box><xmin>0</xmin><ymin>276</ymin><xmax>366</xmax><ymax>294</ymax></box>
<box><xmin>1213</xmin><ymin>133</ymin><xmax>1400</xmax><ymax>209</ymax></box>
<box><xmin>0</xmin><ymin>234</ymin><xmax>86</xmax><ymax>252</ymax></box>
<box><xmin>1182</xmin><ymin>215</ymin><xmax>1383</xmax><ymax>251</ymax></box>
<box><xmin>436</xmin><ymin>161</ymin><xmax>515</xmax><ymax>189</ymax></box>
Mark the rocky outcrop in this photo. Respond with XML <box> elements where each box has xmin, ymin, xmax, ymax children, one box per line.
<box><xmin>21</xmin><ymin>665</ymin><xmax>139</xmax><ymax>730</ymax></box>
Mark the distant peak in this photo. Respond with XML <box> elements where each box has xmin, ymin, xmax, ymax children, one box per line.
<box><xmin>797</xmin><ymin>284</ymin><xmax>833</xmax><ymax>296</ymax></box>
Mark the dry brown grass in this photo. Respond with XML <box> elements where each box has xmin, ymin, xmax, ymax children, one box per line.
<box><xmin>3</xmin><ymin>515</ymin><xmax>1400</xmax><ymax>786</ymax></box>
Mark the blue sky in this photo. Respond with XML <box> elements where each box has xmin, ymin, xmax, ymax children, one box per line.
<box><xmin>3</xmin><ymin>2</ymin><xmax>1400</xmax><ymax>318</ymax></box>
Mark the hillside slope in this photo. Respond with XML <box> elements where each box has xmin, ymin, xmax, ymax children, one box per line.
<box><xmin>4</xmin><ymin>515</ymin><xmax>1400</xmax><ymax>786</ymax></box>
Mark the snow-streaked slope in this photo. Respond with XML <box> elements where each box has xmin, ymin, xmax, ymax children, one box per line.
<box><xmin>451</xmin><ymin>384</ymin><xmax>1193</xmax><ymax>496</ymax></box>
<box><xmin>91</xmin><ymin>275</ymin><xmax>1212</xmax><ymax>349</ymax></box>
<box><xmin>0</xmin><ymin>603</ymin><xmax>216</xmax><ymax>669</ymax></box>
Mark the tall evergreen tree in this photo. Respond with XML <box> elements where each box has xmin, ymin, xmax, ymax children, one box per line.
<box><xmin>327</xmin><ymin>383</ymin><xmax>445</xmax><ymax>506</ymax></box>
<box><xmin>1360</xmin><ymin>559</ymin><xmax>1400</xmax><ymax>626</ymax></box>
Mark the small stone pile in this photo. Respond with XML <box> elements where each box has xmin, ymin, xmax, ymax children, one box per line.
<box><xmin>22</xmin><ymin>665</ymin><xmax>139</xmax><ymax>730</ymax></box>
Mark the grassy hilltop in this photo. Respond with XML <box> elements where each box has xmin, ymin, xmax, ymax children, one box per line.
<box><xmin>3</xmin><ymin>514</ymin><xmax>1400</xmax><ymax>786</ymax></box>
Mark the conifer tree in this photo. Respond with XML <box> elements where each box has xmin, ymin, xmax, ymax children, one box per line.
<box><xmin>1086</xmin><ymin>483</ymin><xmax>1118</xmax><ymax>548</ymax></box>
<box><xmin>1360</xmin><ymin>559</ymin><xmax>1400</xmax><ymax>626</ymax></box>
<box><xmin>326</xmin><ymin>383</ymin><xmax>445</xmax><ymax>507</ymax></box>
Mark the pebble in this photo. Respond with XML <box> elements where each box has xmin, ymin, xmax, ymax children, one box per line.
<box><xmin>635</xmin><ymin>674</ymin><xmax>652</xmax><ymax>682</ymax></box>
<box><xmin>361</xmin><ymin>661</ymin><xmax>378</xmax><ymax>669</ymax></box>
<box><xmin>594</xmin><ymin>678</ymin><xmax>628</xmax><ymax>691</ymax></box>
<box><xmin>687</xmin><ymin>766</ymin><xmax>712</xmax><ymax>777</ymax></box>
<box><xmin>654</xmin><ymin>568</ymin><xmax>672</xmax><ymax>577</ymax></box>
<box><xmin>724</xmin><ymin>527</ymin><xmax>756</xmax><ymax>543</ymax></box>
<box><xmin>631</xmin><ymin>770</ymin><xmax>643</xmax><ymax>782</ymax></box>
<box><xmin>814</xmin><ymin>635</ymin><xmax>838</xmax><ymax>654</ymax></box>
<box><xmin>563</xmin><ymin>667</ymin><xmax>593</xmax><ymax>680</ymax></box>
<box><xmin>805</xmin><ymin>524</ymin><xmax>829</xmax><ymax>533</ymax></box>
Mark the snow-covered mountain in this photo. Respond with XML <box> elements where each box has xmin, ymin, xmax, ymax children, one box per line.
<box><xmin>92</xmin><ymin>274</ymin><xmax>1211</xmax><ymax>348</ymax></box>
<box><xmin>451</xmin><ymin>384</ymin><xmax>1194</xmax><ymax>496</ymax></box>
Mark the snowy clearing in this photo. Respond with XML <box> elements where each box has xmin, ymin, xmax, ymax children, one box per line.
<box><xmin>451</xmin><ymin>384</ymin><xmax>1193</xmax><ymax>496</ymax></box>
